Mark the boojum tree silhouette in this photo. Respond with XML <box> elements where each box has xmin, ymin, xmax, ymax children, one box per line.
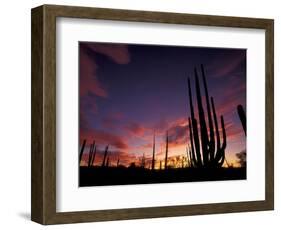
<box><xmin>187</xmin><ymin>64</ymin><xmax>227</xmax><ymax>168</ymax></box>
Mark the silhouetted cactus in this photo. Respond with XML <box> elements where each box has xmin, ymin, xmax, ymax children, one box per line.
<box><xmin>237</xmin><ymin>104</ymin><xmax>246</xmax><ymax>135</ymax></box>
<box><xmin>164</xmin><ymin>131</ymin><xmax>169</xmax><ymax>169</ymax></box>
<box><xmin>117</xmin><ymin>158</ymin><xmax>120</xmax><ymax>167</ymax></box>
<box><xmin>79</xmin><ymin>139</ymin><xmax>86</xmax><ymax>165</ymax></box>
<box><xmin>151</xmin><ymin>132</ymin><xmax>156</xmax><ymax>170</ymax></box>
<box><xmin>90</xmin><ymin>145</ymin><xmax>96</xmax><ymax>166</ymax></box>
<box><xmin>87</xmin><ymin>144</ymin><xmax>93</xmax><ymax>167</ymax></box>
<box><xmin>102</xmin><ymin>145</ymin><xmax>109</xmax><ymax>167</ymax></box>
<box><xmin>186</xmin><ymin>146</ymin><xmax>193</xmax><ymax>168</ymax></box>
<box><xmin>106</xmin><ymin>157</ymin><xmax>110</xmax><ymax>167</ymax></box>
<box><xmin>88</xmin><ymin>141</ymin><xmax>95</xmax><ymax>167</ymax></box>
<box><xmin>181</xmin><ymin>157</ymin><xmax>185</xmax><ymax>168</ymax></box>
<box><xmin>188</xmin><ymin>65</ymin><xmax>227</xmax><ymax>168</ymax></box>
<box><xmin>186</xmin><ymin>147</ymin><xmax>190</xmax><ymax>167</ymax></box>
<box><xmin>140</xmin><ymin>153</ymin><xmax>146</xmax><ymax>168</ymax></box>
<box><xmin>188</xmin><ymin>118</ymin><xmax>199</xmax><ymax>167</ymax></box>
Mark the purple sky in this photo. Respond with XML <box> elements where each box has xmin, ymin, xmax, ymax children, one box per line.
<box><xmin>79</xmin><ymin>42</ymin><xmax>246</xmax><ymax>167</ymax></box>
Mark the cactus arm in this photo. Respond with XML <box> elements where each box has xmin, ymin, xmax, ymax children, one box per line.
<box><xmin>211</xmin><ymin>97</ymin><xmax>222</xmax><ymax>165</ymax></box>
<box><xmin>152</xmin><ymin>132</ymin><xmax>156</xmax><ymax>170</ymax></box>
<box><xmin>193</xmin><ymin>119</ymin><xmax>202</xmax><ymax>166</ymax></box>
<box><xmin>214</xmin><ymin>116</ymin><xmax>227</xmax><ymax>165</ymax></box>
<box><xmin>188</xmin><ymin>147</ymin><xmax>193</xmax><ymax>167</ymax></box>
<box><xmin>79</xmin><ymin>139</ymin><xmax>86</xmax><ymax>165</ymax></box>
<box><xmin>106</xmin><ymin>157</ymin><xmax>110</xmax><ymax>167</ymax></box>
<box><xmin>194</xmin><ymin>68</ymin><xmax>209</xmax><ymax>166</ymax></box>
<box><xmin>87</xmin><ymin>143</ymin><xmax>93</xmax><ymax>167</ymax></box>
<box><xmin>91</xmin><ymin>145</ymin><xmax>96</xmax><ymax>166</ymax></box>
<box><xmin>89</xmin><ymin>141</ymin><xmax>95</xmax><ymax>166</ymax></box>
<box><xmin>201</xmin><ymin>64</ymin><xmax>215</xmax><ymax>160</ymax></box>
<box><xmin>218</xmin><ymin>116</ymin><xmax>226</xmax><ymax>168</ymax></box>
<box><xmin>102</xmin><ymin>145</ymin><xmax>109</xmax><ymax>167</ymax></box>
<box><xmin>218</xmin><ymin>153</ymin><xmax>225</xmax><ymax>167</ymax></box>
<box><xmin>221</xmin><ymin>116</ymin><xmax>227</xmax><ymax>150</ymax></box>
<box><xmin>186</xmin><ymin>147</ymin><xmax>189</xmax><ymax>166</ymax></box>
<box><xmin>188</xmin><ymin>78</ymin><xmax>202</xmax><ymax>167</ymax></box>
<box><xmin>211</xmin><ymin>97</ymin><xmax>226</xmax><ymax>166</ymax></box>
<box><xmin>188</xmin><ymin>117</ymin><xmax>198</xmax><ymax>167</ymax></box>
<box><xmin>211</xmin><ymin>97</ymin><xmax>221</xmax><ymax>156</ymax></box>
<box><xmin>186</xmin><ymin>146</ymin><xmax>191</xmax><ymax>168</ymax></box>
<box><xmin>188</xmin><ymin>78</ymin><xmax>196</xmax><ymax>122</ymax></box>
<box><xmin>165</xmin><ymin>131</ymin><xmax>169</xmax><ymax>169</ymax></box>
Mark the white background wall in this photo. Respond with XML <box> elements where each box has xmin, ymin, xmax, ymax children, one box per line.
<box><xmin>0</xmin><ymin>0</ymin><xmax>279</xmax><ymax>229</ymax></box>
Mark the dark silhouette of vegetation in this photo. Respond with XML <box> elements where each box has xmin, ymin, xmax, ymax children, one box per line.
<box><xmin>101</xmin><ymin>145</ymin><xmax>109</xmax><ymax>167</ymax></box>
<box><xmin>106</xmin><ymin>157</ymin><xmax>110</xmax><ymax>167</ymax></box>
<box><xmin>236</xmin><ymin>151</ymin><xmax>246</xmax><ymax>168</ymax></box>
<box><xmin>188</xmin><ymin>64</ymin><xmax>226</xmax><ymax>168</ymax></box>
<box><xmin>140</xmin><ymin>154</ymin><xmax>146</xmax><ymax>168</ymax></box>
<box><xmin>186</xmin><ymin>146</ymin><xmax>193</xmax><ymax>168</ymax></box>
<box><xmin>164</xmin><ymin>131</ymin><xmax>169</xmax><ymax>170</ymax></box>
<box><xmin>90</xmin><ymin>145</ymin><xmax>97</xmax><ymax>166</ymax></box>
<box><xmin>236</xmin><ymin>105</ymin><xmax>246</xmax><ymax>167</ymax></box>
<box><xmin>79</xmin><ymin>166</ymin><xmax>246</xmax><ymax>186</ymax></box>
<box><xmin>237</xmin><ymin>104</ymin><xmax>246</xmax><ymax>135</ymax></box>
<box><xmin>79</xmin><ymin>139</ymin><xmax>86</xmax><ymax>165</ymax></box>
<box><xmin>87</xmin><ymin>141</ymin><xmax>95</xmax><ymax>167</ymax></box>
<box><xmin>129</xmin><ymin>162</ymin><xmax>136</xmax><ymax>168</ymax></box>
<box><xmin>151</xmin><ymin>132</ymin><xmax>156</xmax><ymax>170</ymax></box>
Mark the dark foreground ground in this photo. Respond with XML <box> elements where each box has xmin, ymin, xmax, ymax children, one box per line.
<box><xmin>79</xmin><ymin>166</ymin><xmax>246</xmax><ymax>187</ymax></box>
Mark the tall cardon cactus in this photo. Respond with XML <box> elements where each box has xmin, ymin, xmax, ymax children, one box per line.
<box><xmin>188</xmin><ymin>64</ymin><xmax>227</xmax><ymax>168</ymax></box>
<box><xmin>79</xmin><ymin>139</ymin><xmax>86</xmax><ymax>165</ymax></box>
<box><xmin>151</xmin><ymin>132</ymin><xmax>156</xmax><ymax>170</ymax></box>
<box><xmin>164</xmin><ymin>131</ymin><xmax>169</xmax><ymax>169</ymax></box>
<box><xmin>90</xmin><ymin>144</ymin><xmax>97</xmax><ymax>166</ymax></box>
<box><xmin>88</xmin><ymin>140</ymin><xmax>95</xmax><ymax>167</ymax></box>
<box><xmin>102</xmin><ymin>145</ymin><xmax>109</xmax><ymax>167</ymax></box>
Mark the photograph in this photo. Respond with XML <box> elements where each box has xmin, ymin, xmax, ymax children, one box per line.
<box><xmin>78</xmin><ymin>42</ymin><xmax>247</xmax><ymax>187</ymax></box>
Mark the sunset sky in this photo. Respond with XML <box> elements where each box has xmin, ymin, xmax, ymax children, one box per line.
<box><xmin>79</xmin><ymin>42</ymin><xmax>246</xmax><ymax>168</ymax></box>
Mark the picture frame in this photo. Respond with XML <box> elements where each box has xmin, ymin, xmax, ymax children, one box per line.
<box><xmin>31</xmin><ymin>4</ymin><xmax>274</xmax><ymax>225</ymax></box>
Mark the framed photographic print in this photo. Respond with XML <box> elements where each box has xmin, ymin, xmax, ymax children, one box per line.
<box><xmin>31</xmin><ymin>4</ymin><xmax>274</xmax><ymax>225</ymax></box>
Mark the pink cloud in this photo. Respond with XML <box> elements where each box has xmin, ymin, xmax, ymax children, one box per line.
<box><xmin>102</xmin><ymin>112</ymin><xmax>124</xmax><ymax>129</ymax></box>
<box><xmin>85</xmin><ymin>43</ymin><xmax>130</xmax><ymax>64</ymax></box>
<box><xmin>79</xmin><ymin>47</ymin><xmax>108</xmax><ymax>98</ymax></box>
<box><xmin>79</xmin><ymin>43</ymin><xmax>131</xmax><ymax>141</ymax></box>
<box><xmin>80</xmin><ymin>128</ymin><xmax>128</xmax><ymax>150</ymax></box>
<box><xmin>140</xmin><ymin>143</ymin><xmax>153</xmax><ymax>149</ymax></box>
<box><xmin>151</xmin><ymin>118</ymin><xmax>169</xmax><ymax>133</ymax></box>
<box><xmin>215</xmin><ymin>94</ymin><xmax>245</xmax><ymax>118</ymax></box>
<box><xmin>224</xmin><ymin>121</ymin><xmax>244</xmax><ymax>141</ymax></box>
<box><xmin>168</xmin><ymin>123</ymin><xmax>188</xmax><ymax>147</ymax></box>
<box><xmin>79</xmin><ymin>42</ymin><xmax>130</xmax><ymax>98</ymax></box>
<box><xmin>206</xmin><ymin>52</ymin><xmax>246</xmax><ymax>79</ymax></box>
<box><xmin>125</xmin><ymin>122</ymin><xmax>145</xmax><ymax>136</ymax></box>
